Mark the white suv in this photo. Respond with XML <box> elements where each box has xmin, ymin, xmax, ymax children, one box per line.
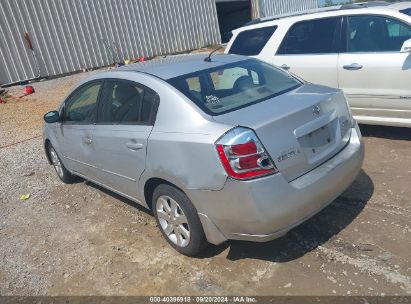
<box><xmin>225</xmin><ymin>2</ymin><xmax>411</xmax><ymax>127</ymax></box>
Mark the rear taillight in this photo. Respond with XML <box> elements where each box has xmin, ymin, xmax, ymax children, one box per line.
<box><xmin>216</xmin><ymin>127</ymin><xmax>278</xmax><ymax>180</ymax></box>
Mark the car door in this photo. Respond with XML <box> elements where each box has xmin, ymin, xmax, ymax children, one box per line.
<box><xmin>56</xmin><ymin>81</ymin><xmax>102</xmax><ymax>180</ymax></box>
<box><xmin>272</xmin><ymin>16</ymin><xmax>342</xmax><ymax>88</ymax></box>
<box><xmin>338</xmin><ymin>14</ymin><xmax>411</xmax><ymax>123</ymax></box>
<box><xmin>92</xmin><ymin>79</ymin><xmax>159</xmax><ymax>200</ymax></box>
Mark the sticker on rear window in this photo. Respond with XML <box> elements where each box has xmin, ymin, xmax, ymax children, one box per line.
<box><xmin>205</xmin><ymin>95</ymin><xmax>220</xmax><ymax>104</ymax></box>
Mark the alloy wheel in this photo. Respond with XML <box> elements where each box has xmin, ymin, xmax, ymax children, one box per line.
<box><xmin>50</xmin><ymin>147</ymin><xmax>64</xmax><ymax>178</ymax></box>
<box><xmin>156</xmin><ymin>195</ymin><xmax>190</xmax><ymax>247</ymax></box>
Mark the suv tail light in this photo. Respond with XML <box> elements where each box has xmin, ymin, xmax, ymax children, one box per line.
<box><xmin>216</xmin><ymin>127</ymin><xmax>278</xmax><ymax>180</ymax></box>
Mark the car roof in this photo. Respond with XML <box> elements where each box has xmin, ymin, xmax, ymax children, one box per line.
<box><xmin>386</xmin><ymin>1</ymin><xmax>411</xmax><ymax>10</ymax></box>
<box><xmin>234</xmin><ymin>1</ymin><xmax>411</xmax><ymax>33</ymax></box>
<box><xmin>114</xmin><ymin>53</ymin><xmax>248</xmax><ymax>80</ymax></box>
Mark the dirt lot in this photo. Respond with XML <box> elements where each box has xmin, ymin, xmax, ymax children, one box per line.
<box><xmin>0</xmin><ymin>70</ymin><xmax>410</xmax><ymax>296</ymax></box>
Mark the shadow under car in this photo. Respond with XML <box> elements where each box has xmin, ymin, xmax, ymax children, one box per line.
<box><xmin>199</xmin><ymin>169</ymin><xmax>374</xmax><ymax>261</ymax></box>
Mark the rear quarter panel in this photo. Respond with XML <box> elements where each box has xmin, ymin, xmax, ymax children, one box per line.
<box><xmin>138</xmin><ymin>79</ymin><xmax>233</xmax><ymax>201</ymax></box>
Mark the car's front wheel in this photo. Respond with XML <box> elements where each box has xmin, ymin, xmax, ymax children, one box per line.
<box><xmin>47</xmin><ymin>144</ymin><xmax>75</xmax><ymax>184</ymax></box>
<box><xmin>152</xmin><ymin>184</ymin><xmax>209</xmax><ymax>256</ymax></box>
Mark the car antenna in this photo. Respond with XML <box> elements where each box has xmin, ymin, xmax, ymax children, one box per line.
<box><xmin>204</xmin><ymin>46</ymin><xmax>223</xmax><ymax>62</ymax></box>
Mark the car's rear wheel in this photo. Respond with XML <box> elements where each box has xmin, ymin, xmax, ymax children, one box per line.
<box><xmin>152</xmin><ymin>184</ymin><xmax>208</xmax><ymax>256</ymax></box>
<box><xmin>48</xmin><ymin>144</ymin><xmax>75</xmax><ymax>184</ymax></box>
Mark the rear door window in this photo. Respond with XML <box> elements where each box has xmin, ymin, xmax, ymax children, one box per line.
<box><xmin>228</xmin><ymin>26</ymin><xmax>277</xmax><ymax>56</ymax></box>
<box><xmin>277</xmin><ymin>17</ymin><xmax>340</xmax><ymax>54</ymax></box>
<box><xmin>347</xmin><ymin>15</ymin><xmax>411</xmax><ymax>52</ymax></box>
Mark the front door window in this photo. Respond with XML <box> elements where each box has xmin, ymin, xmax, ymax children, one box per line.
<box><xmin>64</xmin><ymin>82</ymin><xmax>101</xmax><ymax>123</ymax></box>
<box><xmin>347</xmin><ymin>15</ymin><xmax>411</xmax><ymax>52</ymax></box>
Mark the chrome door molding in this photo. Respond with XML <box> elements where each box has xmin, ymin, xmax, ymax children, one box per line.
<box><xmin>101</xmin><ymin>168</ymin><xmax>137</xmax><ymax>182</ymax></box>
<box><xmin>63</xmin><ymin>156</ymin><xmax>98</xmax><ymax>169</ymax></box>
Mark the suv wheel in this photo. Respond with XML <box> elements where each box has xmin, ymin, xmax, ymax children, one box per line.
<box><xmin>153</xmin><ymin>184</ymin><xmax>208</xmax><ymax>256</ymax></box>
<box><xmin>48</xmin><ymin>144</ymin><xmax>75</xmax><ymax>184</ymax></box>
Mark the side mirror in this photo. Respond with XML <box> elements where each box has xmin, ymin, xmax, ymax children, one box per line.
<box><xmin>44</xmin><ymin>111</ymin><xmax>60</xmax><ymax>123</ymax></box>
<box><xmin>400</xmin><ymin>39</ymin><xmax>411</xmax><ymax>53</ymax></box>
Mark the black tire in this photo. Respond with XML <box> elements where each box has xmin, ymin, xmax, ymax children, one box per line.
<box><xmin>152</xmin><ymin>184</ymin><xmax>209</xmax><ymax>256</ymax></box>
<box><xmin>47</xmin><ymin>144</ymin><xmax>75</xmax><ymax>184</ymax></box>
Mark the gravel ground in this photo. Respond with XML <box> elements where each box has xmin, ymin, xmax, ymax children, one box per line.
<box><xmin>0</xmin><ymin>70</ymin><xmax>410</xmax><ymax>296</ymax></box>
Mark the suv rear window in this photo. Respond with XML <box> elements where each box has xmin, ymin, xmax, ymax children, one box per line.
<box><xmin>167</xmin><ymin>59</ymin><xmax>301</xmax><ymax>116</ymax></box>
<box><xmin>228</xmin><ymin>26</ymin><xmax>277</xmax><ymax>56</ymax></box>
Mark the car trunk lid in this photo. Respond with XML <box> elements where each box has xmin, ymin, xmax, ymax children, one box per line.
<box><xmin>212</xmin><ymin>84</ymin><xmax>352</xmax><ymax>182</ymax></box>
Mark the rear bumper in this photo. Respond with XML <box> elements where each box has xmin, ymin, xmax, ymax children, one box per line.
<box><xmin>188</xmin><ymin>124</ymin><xmax>364</xmax><ymax>245</ymax></box>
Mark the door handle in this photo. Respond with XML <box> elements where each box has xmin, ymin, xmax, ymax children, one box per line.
<box><xmin>343</xmin><ymin>63</ymin><xmax>363</xmax><ymax>70</ymax></box>
<box><xmin>83</xmin><ymin>137</ymin><xmax>93</xmax><ymax>145</ymax></box>
<box><xmin>125</xmin><ymin>142</ymin><xmax>144</xmax><ymax>151</ymax></box>
<box><xmin>281</xmin><ymin>64</ymin><xmax>290</xmax><ymax>70</ymax></box>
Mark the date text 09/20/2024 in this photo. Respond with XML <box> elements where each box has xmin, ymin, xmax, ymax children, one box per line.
<box><xmin>149</xmin><ymin>296</ymin><xmax>257</xmax><ymax>303</ymax></box>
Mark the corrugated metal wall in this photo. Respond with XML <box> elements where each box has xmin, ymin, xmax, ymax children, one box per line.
<box><xmin>251</xmin><ymin>0</ymin><xmax>318</xmax><ymax>19</ymax></box>
<box><xmin>0</xmin><ymin>0</ymin><xmax>221</xmax><ymax>86</ymax></box>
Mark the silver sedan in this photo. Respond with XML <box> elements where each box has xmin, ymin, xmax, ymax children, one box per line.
<box><xmin>43</xmin><ymin>54</ymin><xmax>364</xmax><ymax>256</ymax></box>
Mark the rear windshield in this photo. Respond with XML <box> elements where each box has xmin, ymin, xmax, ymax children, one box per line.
<box><xmin>401</xmin><ymin>8</ymin><xmax>411</xmax><ymax>16</ymax></box>
<box><xmin>167</xmin><ymin>59</ymin><xmax>302</xmax><ymax>116</ymax></box>
<box><xmin>228</xmin><ymin>26</ymin><xmax>277</xmax><ymax>56</ymax></box>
